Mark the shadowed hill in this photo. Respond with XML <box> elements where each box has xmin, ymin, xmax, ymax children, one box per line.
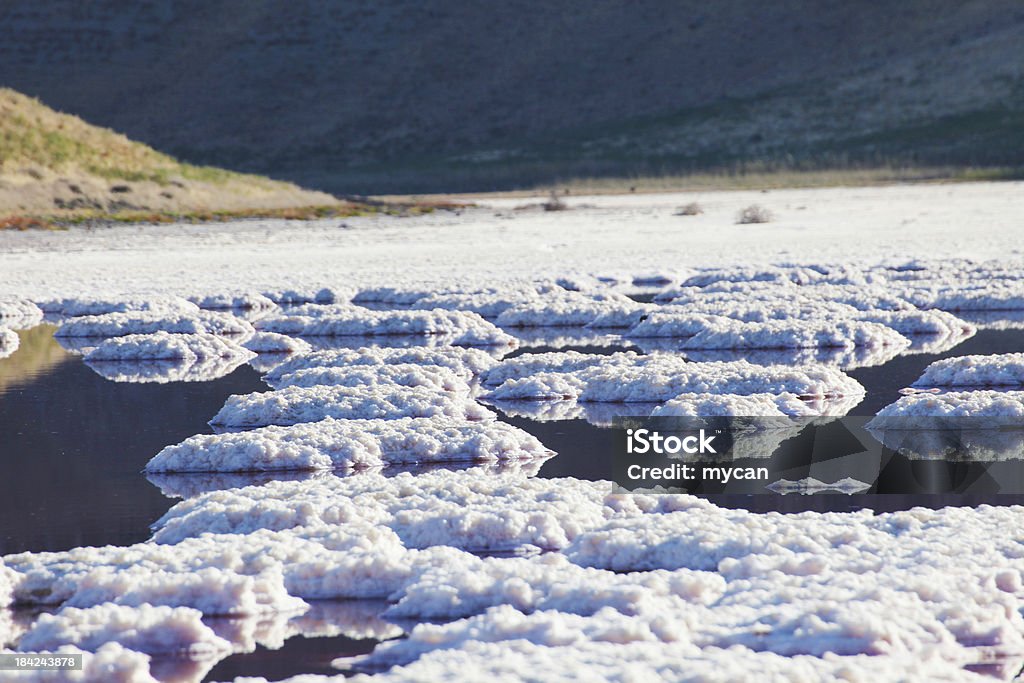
<box><xmin>0</xmin><ymin>88</ymin><xmax>337</xmax><ymax>216</ymax></box>
<box><xmin>2</xmin><ymin>0</ymin><xmax>1022</xmax><ymax>193</ymax></box>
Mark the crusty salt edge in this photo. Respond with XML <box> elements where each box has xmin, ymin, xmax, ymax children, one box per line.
<box><xmin>188</xmin><ymin>292</ymin><xmax>277</xmax><ymax>311</ymax></box>
<box><xmin>16</xmin><ymin>604</ymin><xmax>234</xmax><ymax>656</ymax></box>
<box><xmin>0</xmin><ymin>328</ymin><xmax>18</xmax><ymax>360</ymax></box>
<box><xmin>54</xmin><ymin>311</ymin><xmax>254</xmax><ymax>338</ymax></box>
<box><xmin>0</xmin><ymin>643</ymin><xmax>158</xmax><ymax>683</ymax></box>
<box><xmin>147</xmin><ymin>470</ymin><xmax>617</xmax><ymax>548</ymax></box>
<box><xmin>257</xmin><ymin>309</ymin><xmax>515</xmax><ymax>347</ymax></box>
<box><xmin>56</xmin><ymin>297</ymin><xmax>200</xmax><ymax>318</ymax></box>
<box><xmin>339</xmin><ymin>637</ymin><xmax>997</xmax><ymax>683</ymax></box>
<box><xmin>264</xmin><ymin>347</ymin><xmax>498</xmax><ymax>384</ymax></box>
<box><xmin>209</xmin><ymin>385</ymin><xmax>495</xmax><ymax>427</ymax></box>
<box><xmin>146</xmin><ymin>417</ymin><xmax>552</xmax><ymax>472</ymax></box>
<box><xmin>385</xmin><ymin>553</ymin><xmax>723</xmax><ymax>620</ymax></box>
<box><xmin>486</xmin><ymin>359</ymin><xmax>865</xmax><ymax>402</ymax></box>
<box><xmin>83</xmin><ymin>332</ymin><xmax>254</xmax><ymax>363</ymax></box>
<box><xmin>274</xmin><ymin>364</ymin><xmax>469</xmax><ymax>394</ymax></box>
<box><xmin>867</xmin><ymin>391</ymin><xmax>1024</xmax><ymax>431</ymax></box>
<box><xmin>913</xmin><ymin>353</ymin><xmax>1024</xmax><ymax>388</ymax></box>
<box><xmin>242</xmin><ymin>332</ymin><xmax>313</xmax><ymax>354</ymax></box>
<box><xmin>680</xmin><ymin>319</ymin><xmax>909</xmax><ymax>350</ymax></box>
<box><xmin>0</xmin><ymin>298</ymin><xmax>44</xmax><ymax>329</ymax></box>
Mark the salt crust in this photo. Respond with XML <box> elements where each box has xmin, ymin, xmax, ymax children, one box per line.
<box><xmin>258</xmin><ymin>310</ymin><xmax>514</xmax><ymax>347</ymax></box>
<box><xmin>8</xmin><ymin>470</ymin><xmax>1024</xmax><ymax>676</ymax></box>
<box><xmin>409</xmin><ymin>290</ymin><xmax>541</xmax><ymax>318</ymax></box>
<box><xmin>680</xmin><ymin>344</ymin><xmax>905</xmax><ymax>371</ymax></box>
<box><xmin>331</xmin><ymin>617</ymin><xmax>998</xmax><ymax>683</ymax></box>
<box><xmin>264</xmin><ymin>347</ymin><xmax>498</xmax><ymax>385</ymax></box>
<box><xmin>209</xmin><ymin>385</ymin><xmax>495</xmax><ymax>427</ymax></box>
<box><xmin>484</xmin><ymin>355</ymin><xmax>864</xmax><ymax>402</ymax></box>
<box><xmin>242</xmin><ymin>332</ymin><xmax>313</xmax><ymax>355</ymax></box>
<box><xmin>55</xmin><ymin>311</ymin><xmax>254</xmax><ymax>339</ymax></box>
<box><xmin>0</xmin><ymin>328</ymin><xmax>18</xmax><ymax>359</ymax></box>
<box><xmin>146</xmin><ymin>417</ymin><xmax>552</xmax><ymax>472</ymax></box>
<box><xmin>148</xmin><ymin>471</ymin><xmax>617</xmax><ymax>548</ymax></box>
<box><xmin>84</xmin><ymin>332</ymin><xmax>254</xmax><ymax>363</ymax></box>
<box><xmin>17</xmin><ymin>604</ymin><xmax>232</xmax><ymax>656</ymax></box>
<box><xmin>55</xmin><ymin>297</ymin><xmax>200</xmax><ymax>318</ymax></box>
<box><xmin>263</xmin><ymin>286</ymin><xmax>353</xmax><ymax>305</ymax></box>
<box><xmin>0</xmin><ymin>298</ymin><xmax>45</xmax><ymax>329</ymax></box>
<box><xmin>0</xmin><ymin>642</ymin><xmax>157</xmax><ymax>683</ymax></box>
<box><xmin>385</xmin><ymin>553</ymin><xmax>725</xmax><ymax>619</ymax></box>
<box><xmin>188</xmin><ymin>292</ymin><xmax>277</xmax><ymax>311</ymax></box>
<box><xmin>913</xmin><ymin>353</ymin><xmax>1024</xmax><ymax>388</ymax></box>
<box><xmin>273</xmin><ymin>364</ymin><xmax>468</xmax><ymax>394</ymax></box>
<box><xmin>869</xmin><ymin>391</ymin><xmax>1024</xmax><ymax>424</ymax></box>
<box><xmin>679</xmin><ymin>319</ymin><xmax>909</xmax><ymax>351</ymax></box>
<box><xmin>495</xmin><ymin>299</ymin><xmax>650</xmax><ymax>329</ymax></box>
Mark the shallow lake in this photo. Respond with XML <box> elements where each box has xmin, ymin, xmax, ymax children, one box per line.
<box><xmin>2</xmin><ymin>322</ymin><xmax>1024</xmax><ymax>681</ymax></box>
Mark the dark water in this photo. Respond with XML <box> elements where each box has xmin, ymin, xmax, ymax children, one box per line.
<box><xmin>0</xmin><ymin>326</ymin><xmax>268</xmax><ymax>555</ymax></box>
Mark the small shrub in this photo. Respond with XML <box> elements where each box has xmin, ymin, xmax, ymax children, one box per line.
<box><xmin>542</xmin><ymin>191</ymin><xmax>567</xmax><ymax>212</ymax></box>
<box><xmin>675</xmin><ymin>202</ymin><xmax>703</xmax><ymax>216</ymax></box>
<box><xmin>736</xmin><ymin>204</ymin><xmax>773</xmax><ymax>224</ymax></box>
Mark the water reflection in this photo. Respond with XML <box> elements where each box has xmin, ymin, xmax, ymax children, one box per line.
<box><xmin>85</xmin><ymin>356</ymin><xmax>251</xmax><ymax>384</ymax></box>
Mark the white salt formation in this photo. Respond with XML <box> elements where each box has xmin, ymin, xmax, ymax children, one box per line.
<box><xmin>55</xmin><ymin>297</ymin><xmax>200</xmax><ymax>318</ymax></box>
<box><xmin>188</xmin><ymin>292</ymin><xmax>277</xmax><ymax>311</ymax></box>
<box><xmin>351</xmin><ymin>286</ymin><xmax>436</xmax><ymax>304</ymax></box>
<box><xmin>17</xmin><ymin>604</ymin><xmax>232</xmax><ymax>656</ymax></box>
<box><xmin>339</xmin><ymin>613</ymin><xmax>999</xmax><ymax>683</ymax></box>
<box><xmin>624</xmin><ymin>311</ymin><xmax>725</xmax><ymax>338</ymax></box>
<box><xmin>680</xmin><ymin>319</ymin><xmax>909</xmax><ymax>350</ymax></box>
<box><xmin>54</xmin><ymin>311</ymin><xmax>253</xmax><ymax>338</ymax></box>
<box><xmin>410</xmin><ymin>289</ymin><xmax>542</xmax><ymax>318</ymax></box>
<box><xmin>146</xmin><ymin>417</ymin><xmax>552</xmax><ymax>472</ymax></box>
<box><xmin>870</xmin><ymin>391</ymin><xmax>1024</xmax><ymax>423</ymax></box>
<box><xmin>913</xmin><ymin>353</ymin><xmax>1024</xmax><ymax>388</ymax></box>
<box><xmin>0</xmin><ymin>328</ymin><xmax>18</xmax><ymax>359</ymax></box>
<box><xmin>257</xmin><ymin>309</ymin><xmax>514</xmax><ymax>346</ymax></box>
<box><xmin>274</xmin><ymin>364</ymin><xmax>468</xmax><ymax>394</ymax></box>
<box><xmin>681</xmin><ymin>343</ymin><xmax>905</xmax><ymax>371</ymax></box>
<box><xmin>263</xmin><ymin>285</ymin><xmax>354</xmax><ymax>305</ymax></box>
<box><xmin>149</xmin><ymin>470</ymin><xmax>616</xmax><ymax>548</ymax></box>
<box><xmin>854</xmin><ymin>309</ymin><xmax>975</xmax><ymax>336</ymax></box>
<box><xmin>487</xmin><ymin>358</ymin><xmax>865</xmax><ymax>402</ymax></box>
<box><xmin>385</xmin><ymin>553</ymin><xmax>724</xmax><ymax>619</ymax></box>
<box><xmin>242</xmin><ymin>332</ymin><xmax>313</xmax><ymax>355</ymax></box>
<box><xmin>1</xmin><ymin>643</ymin><xmax>158</xmax><ymax>683</ymax></box>
<box><xmin>0</xmin><ymin>297</ymin><xmax>43</xmax><ymax>329</ymax></box>
<box><xmin>480</xmin><ymin>351</ymin><xmax>644</xmax><ymax>387</ymax></box>
<box><xmin>495</xmin><ymin>298</ymin><xmax>647</xmax><ymax>328</ymax></box>
<box><xmin>83</xmin><ymin>332</ymin><xmax>254</xmax><ymax>363</ymax></box>
<box><xmin>917</xmin><ymin>284</ymin><xmax>1024</xmax><ymax>311</ymax></box>
<box><xmin>264</xmin><ymin>346</ymin><xmax>498</xmax><ymax>384</ymax></box>
<box><xmin>62</xmin><ymin>566</ymin><xmax>306</xmax><ymax>616</ymax></box>
<box><xmin>650</xmin><ymin>392</ymin><xmax>823</xmax><ymax>418</ymax></box>
<box><xmin>209</xmin><ymin>385</ymin><xmax>494</xmax><ymax>427</ymax></box>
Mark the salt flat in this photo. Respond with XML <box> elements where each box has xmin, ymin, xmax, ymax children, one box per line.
<box><xmin>3</xmin><ymin>181</ymin><xmax>1024</xmax><ymax>682</ymax></box>
<box><xmin>0</xmin><ymin>182</ymin><xmax>1022</xmax><ymax>299</ymax></box>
